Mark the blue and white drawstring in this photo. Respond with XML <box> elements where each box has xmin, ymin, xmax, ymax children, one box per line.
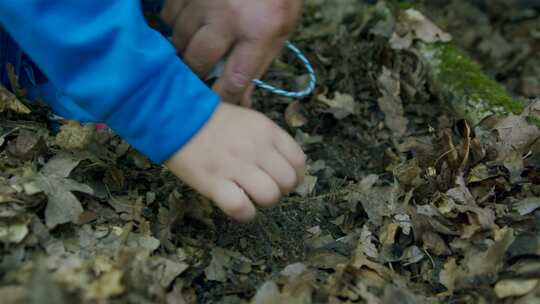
<box><xmin>252</xmin><ymin>41</ymin><xmax>316</xmax><ymax>98</ymax></box>
<box><xmin>207</xmin><ymin>41</ymin><xmax>317</xmax><ymax>99</ymax></box>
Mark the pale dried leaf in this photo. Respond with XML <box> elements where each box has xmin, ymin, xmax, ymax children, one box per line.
<box><xmin>402</xmin><ymin>9</ymin><xmax>452</xmax><ymax>43</ymax></box>
<box><xmin>513</xmin><ymin>197</ymin><xmax>540</xmax><ymax>216</ymax></box>
<box><xmin>439</xmin><ymin>258</ymin><xmax>458</xmax><ymax>294</ymax></box>
<box><xmin>377</xmin><ymin>67</ymin><xmax>408</xmax><ymax>136</ymax></box>
<box><xmin>295</xmin><ymin>175</ymin><xmax>317</xmax><ymax>197</ymax></box>
<box><xmin>285</xmin><ymin>101</ymin><xmax>308</xmax><ymax>128</ymax></box>
<box><xmin>252</xmin><ymin>281</ymin><xmax>282</xmax><ymax>304</ymax></box>
<box><xmin>83</xmin><ymin>270</ymin><xmax>125</xmax><ymax>301</ymax></box>
<box><xmin>317</xmin><ymin>92</ymin><xmax>357</xmax><ymax>119</ymax></box>
<box><xmin>495</xmin><ymin>279</ymin><xmax>538</xmax><ymax>299</ymax></box>
<box><xmin>41</xmin><ymin>154</ymin><xmax>82</xmax><ymax>178</ymax></box>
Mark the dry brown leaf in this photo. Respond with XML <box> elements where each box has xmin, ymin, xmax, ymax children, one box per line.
<box><xmin>377</xmin><ymin>67</ymin><xmax>408</xmax><ymax>136</ymax></box>
<box><xmin>0</xmin><ymin>216</ymin><xmax>30</xmax><ymax>243</ymax></box>
<box><xmin>33</xmin><ymin>154</ymin><xmax>94</xmax><ymax>228</ymax></box>
<box><xmin>495</xmin><ymin>114</ymin><xmax>540</xmax><ymax>154</ymax></box>
<box><xmin>464</xmin><ymin>227</ymin><xmax>515</xmax><ymax>277</ymax></box>
<box><xmin>6</xmin><ymin>129</ymin><xmax>47</xmax><ymax>160</ymax></box>
<box><xmin>494</xmin><ymin>279</ymin><xmax>538</xmax><ymax>299</ymax></box>
<box><xmin>0</xmin><ymin>84</ymin><xmax>30</xmax><ymax>114</ymax></box>
<box><xmin>55</xmin><ymin>121</ymin><xmax>94</xmax><ymax>150</ymax></box>
<box><xmin>285</xmin><ymin>101</ymin><xmax>308</xmax><ymax>128</ymax></box>
<box><xmin>402</xmin><ymin>9</ymin><xmax>452</xmax><ymax>43</ymax></box>
<box><xmin>83</xmin><ymin>270</ymin><xmax>125</xmax><ymax>302</ymax></box>
<box><xmin>317</xmin><ymin>92</ymin><xmax>357</xmax><ymax>119</ymax></box>
<box><xmin>439</xmin><ymin>258</ymin><xmax>458</xmax><ymax>294</ymax></box>
<box><xmin>251</xmin><ymin>281</ymin><xmax>283</xmax><ymax>304</ymax></box>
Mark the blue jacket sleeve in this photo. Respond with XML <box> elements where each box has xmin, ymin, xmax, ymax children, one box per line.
<box><xmin>0</xmin><ymin>0</ymin><xmax>220</xmax><ymax>163</ymax></box>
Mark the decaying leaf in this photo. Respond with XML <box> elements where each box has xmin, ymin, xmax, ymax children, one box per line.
<box><xmin>251</xmin><ymin>281</ymin><xmax>283</xmax><ymax>304</ymax></box>
<box><xmin>149</xmin><ymin>257</ymin><xmax>189</xmax><ymax>288</ymax></box>
<box><xmin>495</xmin><ymin>114</ymin><xmax>540</xmax><ymax>153</ymax></box>
<box><xmin>32</xmin><ymin>154</ymin><xmax>94</xmax><ymax>228</ymax></box>
<box><xmin>55</xmin><ymin>121</ymin><xmax>94</xmax><ymax>150</ymax></box>
<box><xmin>317</xmin><ymin>92</ymin><xmax>357</xmax><ymax>119</ymax></box>
<box><xmin>0</xmin><ymin>286</ymin><xmax>26</xmax><ymax>304</ymax></box>
<box><xmin>463</xmin><ymin>227</ymin><xmax>515</xmax><ymax>278</ymax></box>
<box><xmin>0</xmin><ymin>217</ymin><xmax>29</xmax><ymax>243</ymax></box>
<box><xmin>494</xmin><ymin>279</ymin><xmax>538</xmax><ymax>299</ymax></box>
<box><xmin>205</xmin><ymin>247</ymin><xmax>251</xmax><ymax>282</ymax></box>
<box><xmin>359</xmin><ymin>225</ymin><xmax>379</xmax><ymax>259</ymax></box>
<box><xmin>83</xmin><ymin>270</ymin><xmax>125</xmax><ymax>301</ymax></box>
<box><xmin>285</xmin><ymin>101</ymin><xmax>308</xmax><ymax>128</ymax></box>
<box><xmin>400</xmin><ymin>9</ymin><xmax>452</xmax><ymax>43</ymax></box>
<box><xmin>439</xmin><ymin>258</ymin><xmax>458</xmax><ymax>294</ymax></box>
<box><xmin>513</xmin><ymin>197</ymin><xmax>540</xmax><ymax>216</ymax></box>
<box><xmin>347</xmin><ymin>175</ymin><xmax>396</xmax><ymax>225</ymax></box>
<box><xmin>295</xmin><ymin>174</ymin><xmax>317</xmax><ymax>197</ymax></box>
<box><xmin>0</xmin><ymin>84</ymin><xmax>30</xmax><ymax>114</ymax></box>
<box><xmin>377</xmin><ymin>67</ymin><xmax>408</xmax><ymax>136</ymax></box>
<box><xmin>7</xmin><ymin>129</ymin><xmax>47</xmax><ymax>160</ymax></box>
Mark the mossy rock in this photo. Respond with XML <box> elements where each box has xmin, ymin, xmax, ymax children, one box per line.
<box><xmin>419</xmin><ymin>42</ymin><xmax>524</xmax><ymax>125</ymax></box>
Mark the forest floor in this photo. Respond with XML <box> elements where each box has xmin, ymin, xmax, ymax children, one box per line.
<box><xmin>1</xmin><ymin>1</ymin><xmax>539</xmax><ymax>303</ymax></box>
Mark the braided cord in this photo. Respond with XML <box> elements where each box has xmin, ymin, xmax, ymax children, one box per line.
<box><xmin>253</xmin><ymin>41</ymin><xmax>316</xmax><ymax>98</ymax></box>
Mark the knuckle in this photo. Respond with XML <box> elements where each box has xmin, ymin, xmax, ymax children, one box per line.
<box><xmin>256</xmin><ymin>188</ymin><xmax>281</xmax><ymax>207</ymax></box>
<box><xmin>226</xmin><ymin>198</ymin><xmax>250</xmax><ymax>216</ymax></box>
<box><xmin>266</xmin><ymin>0</ymin><xmax>301</xmax><ymax>36</ymax></box>
<box><xmin>291</xmin><ymin>150</ymin><xmax>307</xmax><ymax>171</ymax></box>
<box><xmin>212</xmin><ymin>184</ymin><xmax>250</xmax><ymax>216</ymax></box>
<box><xmin>281</xmin><ymin>175</ymin><xmax>298</xmax><ymax>194</ymax></box>
<box><xmin>224</xmin><ymin>72</ymin><xmax>249</xmax><ymax>96</ymax></box>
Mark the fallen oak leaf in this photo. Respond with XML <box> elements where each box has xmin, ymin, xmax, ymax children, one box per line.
<box><xmin>204</xmin><ymin>247</ymin><xmax>252</xmax><ymax>283</ymax></box>
<box><xmin>377</xmin><ymin>67</ymin><xmax>409</xmax><ymax>136</ymax></box>
<box><xmin>494</xmin><ymin>279</ymin><xmax>538</xmax><ymax>299</ymax></box>
<box><xmin>494</xmin><ymin>114</ymin><xmax>540</xmax><ymax>153</ymax></box>
<box><xmin>439</xmin><ymin>257</ymin><xmax>459</xmax><ymax>295</ymax></box>
<box><xmin>513</xmin><ymin>197</ymin><xmax>540</xmax><ymax>216</ymax></box>
<box><xmin>285</xmin><ymin>101</ymin><xmax>308</xmax><ymax>128</ymax></box>
<box><xmin>30</xmin><ymin>154</ymin><xmax>94</xmax><ymax>228</ymax></box>
<box><xmin>148</xmin><ymin>257</ymin><xmax>189</xmax><ymax>288</ymax></box>
<box><xmin>0</xmin><ymin>84</ymin><xmax>30</xmax><ymax>114</ymax></box>
<box><xmin>463</xmin><ymin>227</ymin><xmax>515</xmax><ymax>278</ymax></box>
<box><xmin>0</xmin><ymin>216</ymin><xmax>30</xmax><ymax>244</ymax></box>
<box><xmin>317</xmin><ymin>92</ymin><xmax>357</xmax><ymax>120</ymax></box>
<box><xmin>83</xmin><ymin>270</ymin><xmax>125</xmax><ymax>302</ymax></box>
<box><xmin>400</xmin><ymin>9</ymin><xmax>452</xmax><ymax>43</ymax></box>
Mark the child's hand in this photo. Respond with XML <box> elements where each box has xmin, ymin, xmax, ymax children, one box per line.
<box><xmin>161</xmin><ymin>0</ymin><xmax>303</xmax><ymax>106</ymax></box>
<box><xmin>165</xmin><ymin>103</ymin><xmax>306</xmax><ymax>222</ymax></box>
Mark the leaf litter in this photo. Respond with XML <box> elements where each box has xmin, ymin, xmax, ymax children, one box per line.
<box><xmin>1</xmin><ymin>0</ymin><xmax>540</xmax><ymax>303</ymax></box>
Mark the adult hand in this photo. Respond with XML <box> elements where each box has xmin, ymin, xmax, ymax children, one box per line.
<box><xmin>161</xmin><ymin>0</ymin><xmax>303</xmax><ymax>106</ymax></box>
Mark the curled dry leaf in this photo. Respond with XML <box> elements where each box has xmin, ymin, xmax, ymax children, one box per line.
<box><xmin>494</xmin><ymin>279</ymin><xmax>538</xmax><ymax>299</ymax></box>
<box><xmin>317</xmin><ymin>92</ymin><xmax>357</xmax><ymax>120</ymax></box>
<box><xmin>0</xmin><ymin>84</ymin><xmax>30</xmax><ymax>114</ymax></box>
<box><xmin>285</xmin><ymin>101</ymin><xmax>308</xmax><ymax>128</ymax></box>
<box><xmin>401</xmin><ymin>9</ymin><xmax>452</xmax><ymax>43</ymax></box>
<box><xmin>377</xmin><ymin>67</ymin><xmax>408</xmax><ymax>136</ymax></box>
<box><xmin>34</xmin><ymin>154</ymin><xmax>94</xmax><ymax>228</ymax></box>
<box><xmin>513</xmin><ymin>197</ymin><xmax>540</xmax><ymax>216</ymax></box>
<box><xmin>55</xmin><ymin>121</ymin><xmax>95</xmax><ymax>150</ymax></box>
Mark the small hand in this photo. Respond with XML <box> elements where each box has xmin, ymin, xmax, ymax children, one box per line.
<box><xmin>165</xmin><ymin>103</ymin><xmax>306</xmax><ymax>222</ymax></box>
<box><xmin>161</xmin><ymin>0</ymin><xmax>303</xmax><ymax>106</ymax></box>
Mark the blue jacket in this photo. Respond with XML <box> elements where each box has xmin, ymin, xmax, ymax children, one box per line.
<box><xmin>0</xmin><ymin>0</ymin><xmax>220</xmax><ymax>163</ymax></box>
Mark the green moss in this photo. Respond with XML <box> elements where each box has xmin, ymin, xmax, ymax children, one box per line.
<box><xmin>527</xmin><ymin>116</ymin><xmax>540</xmax><ymax>129</ymax></box>
<box><xmin>420</xmin><ymin>43</ymin><xmax>523</xmax><ymax>124</ymax></box>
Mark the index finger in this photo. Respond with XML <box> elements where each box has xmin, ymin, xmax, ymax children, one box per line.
<box><xmin>212</xmin><ymin>38</ymin><xmax>284</xmax><ymax>105</ymax></box>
